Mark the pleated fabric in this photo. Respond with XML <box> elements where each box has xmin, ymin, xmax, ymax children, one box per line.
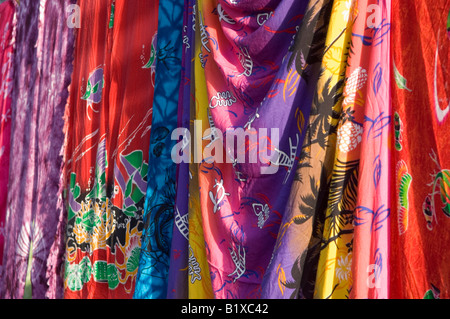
<box><xmin>350</xmin><ymin>0</ymin><xmax>391</xmax><ymax>299</ymax></box>
<box><xmin>196</xmin><ymin>0</ymin><xmax>321</xmax><ymax>299</ymax></box>
<box><xmin>0</xmin><ymin>0</ymin><xmax>15</xmax><ymax>284</ymax></box>
<box><xmin>63</xmin><ymin>0</ymin><xmax>158</xmax><ymax>299</ymax></box>
<box><xmin>1</xmin><ymin>0</ymin><xmax>75</xmax><ymax>299</ymax></box>
<box><xmin>389</xmin><ymin>0</ymin><xmax>450</xmax><ymax>299</ymax></box>
<box><xmin>133</xmin><ymin>0</ymin><xmax>183</xmax><ymax>299</ymax></box>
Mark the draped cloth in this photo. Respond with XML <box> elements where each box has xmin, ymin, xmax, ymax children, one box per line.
<box><xmin>196</xmin><ymin>0</ymin><xmax>322</xmax><ymax>299</ymax></box>
<box><xmin>1</xmin><ymin>0</ymin><xmax>75</xmax><ymax>299</ymax></box>
<box><xmin>350</xmin><ymin>0</ymin><xmax>391</xmax><ymax>299</ymax></box>
<box><xmin>63</xmin><ymin>0</ymin><xmax>158</xmax><ymax>299</ymax></box>
<box><xmin>260</xmin><ymin>0</ymin><xmax>355</xmax><ymax>299</ymax></box>
<box><xmin>0</xmin><ymin>0</ymin><xmax>15</xmax><ymax>284</ymax></box>
<box><xmin>311</xmin><ymin>0</ymin><xmax>355</xmax><ymax>299</ymax></box>
<box><xmin>133</xmin><ymin>0</ymin><xmax>183</xmax><ymax>299</ymax></box>
<box><xmin>165</xmin><ymin>0</ymin><xmax>193</xmax><ymax>299</ymax></box>
<box><xmin>390</xmin><ymin>0</ymin><xmax>450</xmax><ymax>299</ymax></box>
<box><xmin>165</xmin><ymin>0</ymin><xmax>215</xmax><ymax>299</ymax></box>
<box><xmin>185</xmin><ymin>2</ymin><xmax>215</xmax><ymax>299</ymax></box>
<box><xmin>0</xmin><ymin>0</ymin><xmax>449</xmax><ymax>301</ymax></box>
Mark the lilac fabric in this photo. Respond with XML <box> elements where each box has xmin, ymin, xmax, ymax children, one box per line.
<box><xmin>0</xmin><ymin>0</ymin><xmax>75</xmax><ymax>299</ymax></box>
<box><xmin>0</xmin><ymin>0</ymin><xmax>15</xmax><ymax>281</ymax></box>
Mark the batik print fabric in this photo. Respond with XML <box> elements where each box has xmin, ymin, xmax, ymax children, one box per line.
<box><xmin>165</xmin><ymin>1</ymin><xmax>216</xmax><ymax>299</ymax></box>
<box><xmin>260</xmin><ymin>0</ymin><xmax>355</xmax><ymax>299</ymax></box>
<box><xmin>311</xmin><ymin>0</ymin><xmax>355</xmax><ymax>300</ymax></box>
<box><xmin>0</xmin><ymin>0</ymin><xmax>15</xmax><ymax>282</ymax></box>
<box><xmin>1</xmin><ymin>0</ymin><xmax>75</xmax><ymax>299</ymax></box>
<box><xmin>390</xmin><ymin>0</ymin><xmax>450</xmax><ymax>299</ymax></box>
<box><xmin>64</xmin><ymin>0</ymin><xmax>158</xmax><ymax>299</ymax></box>
<box><xmin>165</xmin><ymin>0</ymin><xmax>194</xmax><ymax>299</ymax></box>
<box><xmin>196</xmin><ymin>0</ymin><xmax>319</xmax><ymax>299</ymax></box>
<box><xmin>187</xmin><ymin>3</ymin><xmax>215</xmax><ymax>298</ymax></box>
<box><xmin>133</xmin><ymin>0</ymin><xmax>183</xmax><ymax>299</ymax></box>
<box><xmin>260</xmin><ymin>0</ymin><xmax>336</xmax><ymax>299</ymax></box>
<box><xmin>350</xmin><ymin>0</ymin><xmax>391</xmax><ymax>299</ymax></box>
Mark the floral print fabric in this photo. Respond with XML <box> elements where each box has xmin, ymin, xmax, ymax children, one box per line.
<box><xmin>0</xmin><ymin>0</ymin><xmax>449</xmax><ymax>300</ymax></box>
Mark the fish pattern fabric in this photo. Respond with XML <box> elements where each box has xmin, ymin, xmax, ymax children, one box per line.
<box><xmin>197</xmin><ymin>0</ymin><xmax>319</xmax><ymax>299</ymax></box>
<box><xmin>0</xmin><ymin>0</ymin><xmax>449</xmax><ymax>300</ymax></box>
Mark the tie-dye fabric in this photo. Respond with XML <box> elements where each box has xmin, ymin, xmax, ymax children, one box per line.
<box><xmin>0</xmin><ymin>0</ymin><xmax>15</xmax><ymax>281</ymax></box>
<box><xmin>63</xmin><ymin>0</ymin><xmax>158</xmax><ymax>299</ymax></box>
<box><xmin>133</xmin><ymin>0</ymin><xmax>183</xmax><ymax>299</ymax></box>
<box><xmin>1</xmin><ymin>0</ymin><xmax>75</xmax><ymax>299</ymax></box>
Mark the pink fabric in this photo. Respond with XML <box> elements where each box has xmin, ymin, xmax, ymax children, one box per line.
<box><xmin>350</xmin><ymin>0</ymin><xmax>391</xmax><ymax>298</ymax></box>
<box><xmin>0</xmin><ymin>0</ymin><xmax>15</xmax><ymax>274</ymax></box>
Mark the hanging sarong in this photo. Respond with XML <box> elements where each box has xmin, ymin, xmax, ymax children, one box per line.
<box><xmin>1</xmin><ymin>0</ymin><xmax>75</xmax><ymax>299</ymax></box>
<box><xmin>196</xmin><ymin>0</ymin><xmax>322</xmax><ymax>299</ymax></box>
<box><xmin>64</xmin><ymin>0</ymin><xmax>158</xmax><ymax>299</ymax></box>
<box><xmin>133</xmin><ymin>0</ymin><xmax>183</xmax><ymax>299</ymax></box>
<box><xmin>389</xmin><ymin>0</ymin><xmax>450</xmax><ymax>299</ymax></box>
<box><xmin>350</xmin><ymin>0</ymin><xmax>391</xmax><ymax>299</ymax></box>
<box><xmin>0</xmin><ymin>0</ymin><xmax>15</xmax><ymax>288</ymax></box>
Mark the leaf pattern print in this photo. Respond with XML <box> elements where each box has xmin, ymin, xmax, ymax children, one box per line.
<box><xmin>326</xmin><ymin>158</ymin><xmax>359</xmax><ymax>241</ymax></box>
<box><xmin>354</xmin><ymin>205</ymin><xmax>390</xmax><ymax>232</ymax></box>
<box><xmin>393</xmin><ymin>61</ymin><xmax>412</xmax><ymax>92</ymax></box>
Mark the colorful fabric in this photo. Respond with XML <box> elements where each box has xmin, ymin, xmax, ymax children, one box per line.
<box><xmin>261</xmin><ymin>0</ymin><xmax>337</xmax><ymax>299</ymax></box>
<box><xmin>1</xmin><ymin>0</ymin><xmax>450</xmax><ymax>300</ymax></box>
<box><xmin>1</xmin><ymin>0</ymin><xmax>75</xmax><ymax>299</ymax></box>
<box><xmin>0</xmin><ymin>0</ymin><xmax>15</xmax><ymax>281</ymax></box>
<box><xmin>261</xmin><ymin>0</ymin><xmax>355</xmax><ymax>299</ymax></box>
<box><xmin>197</xmin><ymin>0</ymin><xmax>317</xmax><ymax>299</ymax></box>
<box><xmin>165</xmin><ymin>0</ymin><xmax>194</xmax><ymax>299</ymax></box>
<box><xmin>389</xmin><ymin>0</ymin><xmax>450</xmax><ymax>299</ymax></box>
<box><xmin>133</xmin><ymin>0</ymin><xmax>183</xmax><ymax>299</ymax></box>
<box><xmin>349</xmin><ymin>0</ymin><xmax>391</xmax><ymax>299</ymax></box>
<box><xmin>311</xmin><ymin>0</ymin><xmax>355</xmax><ymax>300</ymax></box>
<box><xmin>187</xmin><ymin>4</ymin><xmax>215</xmax><ymax>298</ymax></box>
<box><xmin>63</xmin><ymin>0</ymin><xmax>158</xmax><ymax>299</ymax></box>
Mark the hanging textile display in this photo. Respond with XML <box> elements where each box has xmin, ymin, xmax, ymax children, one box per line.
<box><xmin>0</xmin><ymin>0</ymin><xmax>449</xmax><ymax>301</ymax></box>
<box><xmin>1</xmin><ymin>0</ymin><xmax>75</xmax><ymax>299</ymax></box>
<box><xmin>165</xmin><ymin>0</ymin><xmax>194</xmax><ymax>299</ymax></box>
<box><xmin>0</xmin><ymin>0</ymin><xmax>15</xmax><ymax>284</ymax></box>
<box><xmin>260</xmin><ymin>0</ymin><xmax>355</xmax><ymax>299</ymax></box>
<box><xmin>260</xmin><ymin>0</ymin><xmax>344</xmax><ymax>299</ymax></box>
<box><xmin>349</xmin><ymin>0</ymin><xmax>391</xmax><ymax>299</ymax></box>
<box><xmin>390</xmin><ymin>0</ymin><xmax>450</xmax><ymax>299</ymax></box>
<box><xmin>187</xmin><ymin>2</ymin><xmax>215</xmax><ymax>299</ymax></box>
<box><xmin>133</xmin><ymin>0</ymin><xmax>183</xmax><ymax>299</ymax></box>
<box><xmin>310</xmin><ymin>0</ymin><xmax>355</xmax><ymax>300</ymax></box>
<box><xmin>196</xmin><ymin>0</ymin><xmax>318</xmax><ymax>299</ymax></box>
<box><xmin>63</xmin><ymin>0</ymin><xmax>158</xmax><ymax>299</ymax></box>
